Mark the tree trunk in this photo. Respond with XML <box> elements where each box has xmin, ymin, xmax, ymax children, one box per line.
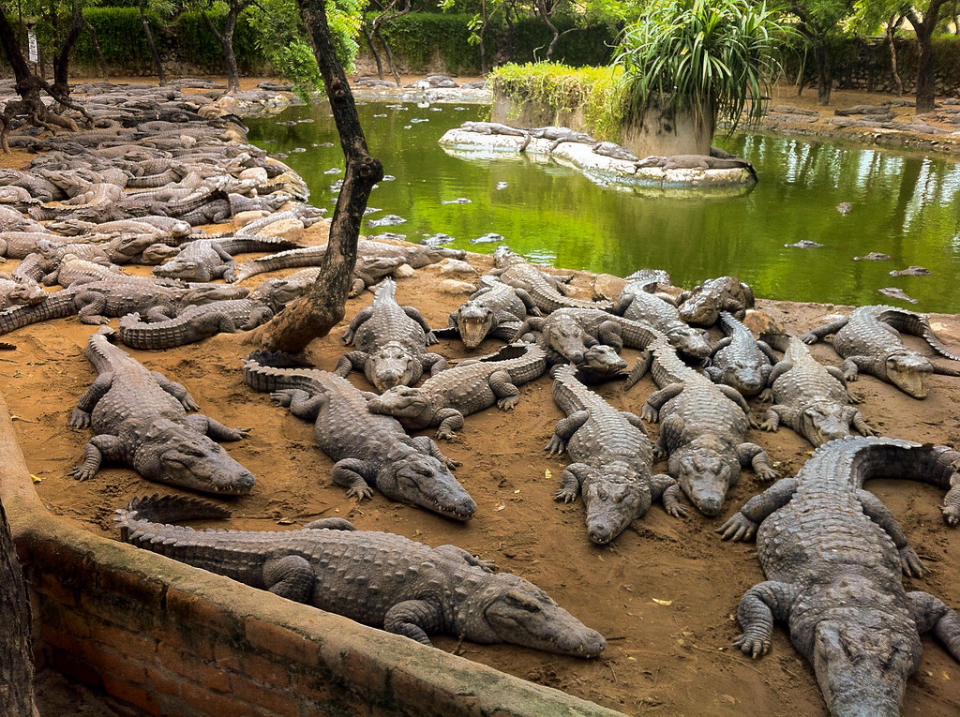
<box><xmin>885</xmin><ymin>16</ymin><xmax>903</xmax><ymax>95</ymax></box>
<box><xmin>203</xmin><ymin>8</ymin><xmax>241</xmax><ymax>93</ymax></box>
<box><xmin>908</xmin><ymin>1</ymin><xmax>947</xmax><ymax>114</ymax></box>
<box><xmin>139</xmin><ymin>5</ymin><xmax>166</xmax><ymax>85</ymax></box>
<box><xmin>246</xmin><ymin>0</ymin><xmax>383</xmax><ymax>352</ymax></box>
<box><xmin>52</xmin><ymin>10</ymin><xmax>85</xmax><ymax>100</ymax></box>
<box><xmin>83</xmin><ymin>17</ymin><xmax>109</xmax><ymax>80</ymax></box>
<box><xmin>362</xmin><ymin>25</ymin><xmax>384</xmax><ymax>79</ymax></box>
<box><xmin>374</xmin><ymin>27</ymin><xmax>401</xmax><ymax>87</ymax></box>
<box><xmin>814</xmin><ymin>40</ymin><xmax>831</xmax><ymax>105</ymax></box>
<box><xmin>0</xmin><ymin>498</ymin><xmax>38</xmax><ymax>717</ymax></box>
<box><xmin>479</xmin><ymin>0</ymin><xmax>487</xmax><ymax>74</ymax></box>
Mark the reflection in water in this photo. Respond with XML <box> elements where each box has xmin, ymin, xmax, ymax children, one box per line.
<box><xmin>247</xmin><ymin>102</ymin><xmax>960</xmax><ymax>313</ymax></box>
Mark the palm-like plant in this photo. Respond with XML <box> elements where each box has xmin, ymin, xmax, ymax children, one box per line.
<box><xmin>615</xmin><ymin>0</ymin><xmax>789</xmax><ymax>137</ymax></box>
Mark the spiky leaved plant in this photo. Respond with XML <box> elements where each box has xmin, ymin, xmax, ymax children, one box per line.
<box><xmin>615</xmin><ymin>0</ymin><xmax>790</xmax><ymax>138</ymax></box>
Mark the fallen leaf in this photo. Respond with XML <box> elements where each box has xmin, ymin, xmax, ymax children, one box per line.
<box><xmin>545</xmin><ymin>468</ymin><xmax>552</xmax><ymax>480</ymax></box>
<box><xmin>943</xmin><ymin>672</ymin><xmax>951</xmax><ymax>680</ymax></box>
<box><xmin>513</xmin><ymin>489</ymin><xmax>520</xmax><ymax>494</ymax></box>
<box><xmin>30</xmin><ymin>474</ymin><xmax>43</xmax><ymax>484</ymax></box>
<box><xmin>626</xmin><ymin>656</ymin><xmax>636</xmax><ymax>662</ymax></box>
<box><xmin>652</xmin><ymin>598</ymin><xmax>672</xmax><ymax>606</ymax></box>
<box><xmin>496</xmin><ymin>504</ymin><xmax>506</xmax><ymax>511</ymax></box>
<box><xmin>719</xmin><ymin>694</ymin><xmax>736</xmax><ymax>704</ymax></box>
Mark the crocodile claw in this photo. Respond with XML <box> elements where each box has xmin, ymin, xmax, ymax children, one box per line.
<box><xmin>181</xmin><ymin>397</ymin><xmax>200</xmax><ymax>411</ymax></box>
<box><xmin>640</xmin><ymin>403</ymin><xmax>658</xmax><ymax>423</ymax></box>
<box><xmin>70</xmin><ymin>464</ymin><xmax>94</xmax><ymax>481</ymax></box>
<box><xmin>545</xmin><ymin>436</ymin><xmax>566</xmax><ymax>454</ymax></box>
<box><xmin>554</xmin><ymin>488</ymin><xmax>577</xmax><ymax>503</ymax></box>
<box><xmin>733</xmin><ymin>633</ymin><xmax>770</xmax><ymax>659</ymax></box>
<box><xmin>898</xmin><ymin>546</ymin><xmax>925</xmax><ymax>578</ymax></box>
<box><xmin>69</xmin><ymin>409</ymin><xmax>91</xmax><ymax>429</ymax></box>
<box><xmin>759</xmin><ymin>419</ymin><xmax>778</xmax><ymax>433</ymax></box>
<box><xmin>666</xmin><ymin>503</ymin><xmax>689</xmax><ymax>519</ymax></box>
<box><xmin>346</xmin><ymin>485</ymin><xmax>374</xmax><ymax>501</ymax></box>
<box><xmin>497</xmin><ymin>395</ymin><xmax>519</xmax><ymax>410</ymax></box>
<box><xmin>942</xmin><ymin>505</ymin><xmax>960</xmax><ymax>526</ymax></box>
<box><xmin>717</xmin><ymin>513</ymin><xmax>757</xmax><ymax>542</ymax></box>
<box><xmin>799</xmin><ymin>332</ymin><xmax>818</xmax><ymax>344</ymax></box>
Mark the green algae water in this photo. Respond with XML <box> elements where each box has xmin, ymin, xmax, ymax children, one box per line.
<box><xmin>246</xmin><ymin>101</ymin><xmax>960</xmax><ymax>314</ymax></box>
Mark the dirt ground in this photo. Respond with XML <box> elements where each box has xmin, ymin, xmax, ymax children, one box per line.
<box><xmin>3</xmin><ymin>215</ymin><xmax>960</xmax><ymax>715</ymax></box>
<box><xmin>3</xmin><ymin>77</ymin><xmax>960</xmax><ymax>715</ymax></box>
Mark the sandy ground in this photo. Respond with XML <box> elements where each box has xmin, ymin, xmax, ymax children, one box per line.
<box><xmin>2</xmin><ymin>215</ymin><xmax>960</xmax><ymax>715</ymax></box>
<box><xmin>3</xmin><ymin>76</ymin><xmax>959</xmax><ymax>715</ymax></box>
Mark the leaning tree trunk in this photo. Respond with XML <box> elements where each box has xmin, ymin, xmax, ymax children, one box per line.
<box><xmin>246</xmin><ymin>0</ymin><xmax>383</xmax><ymax>352</ymax></box>
<box><xmin>885</xmin><ymin>17</ymin><xmax>904</xmax><ymax>96</ymax></box>
<box><xmin>52</xmin><ymin>11</ymin><xmax>85</xmax><ymax>101</ymax></box>
<box><xmin>139</xmin><ymin>5</ymin><xmax>166</xmax><ymax>86</ymax></box>
<box><xmin>203</xmin><ymin>8</ymin><xmax>241</xmax><ymax>93</ymax></box>
<box><xmin>362</xmin><ymin>25</ymin><xmax>384</xmax><ymax>79</ymax></box>
<box><xmin>374</xmin><ymin>27</ymin><xmax>401</xmax><ymax>87</ymax></box>
<box><xmin>83</xmin><ymin>17</ymin><xmax>109</xmax><ymax>80</ymax></box>
<box><xmin>0</xmin><ymin>498</ymin><xmax>38</xmax><ymax>717</ymax></box>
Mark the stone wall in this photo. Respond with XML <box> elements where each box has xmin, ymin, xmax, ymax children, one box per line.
<box><xmin>0</xmin><ymin>395</ymin><xmax>622</xmax><ymax>717</ymax></box>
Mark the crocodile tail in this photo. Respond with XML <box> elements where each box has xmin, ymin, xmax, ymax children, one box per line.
<box><xmin>717</xmin><ymin>311</ymin><xmax>737</xmax><ymax>336</ymax></box>
<box><xmin>758</xmin><ymin>331</ymin><xmax>791</xmax><ymax>353</ymax></box>
<box><xmin>0</xmin><ymin>292</ymin><xmax>76</xmax><ymax>335</ymax></box>
<box><xmin>373</xmin><ymin>277</ymin><xmax>396</xmax><ymax>303</ymax></box>
<box><xmin>241</xmin><ymin>350</ymin><xmax>327</xmax><ymax>393</ymax></box>
<box><xmin>115</xmin><ymin>494</ymin><xmax>230</xmax><ymax>541</ymax></box>
<box><xmin>880</xmin><ymin>307</ymin><xmax>960</xmax><ymax>361</ymax></box>
<box><xmin>118</xmin><ymin>314</ymin><xmax>186</xmax><ymax>350</ymax></box>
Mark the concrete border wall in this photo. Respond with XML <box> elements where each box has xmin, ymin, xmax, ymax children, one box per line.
<box><xmin>0</xmin><ymin>394</ymin><xmax>623</xmax><ymax>717</ymax></box>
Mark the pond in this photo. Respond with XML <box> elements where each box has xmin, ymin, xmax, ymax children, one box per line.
<box><xmin>246</xmin><ymin>101</ymin><xmax>960</xmax><ymax>314</ymax></box>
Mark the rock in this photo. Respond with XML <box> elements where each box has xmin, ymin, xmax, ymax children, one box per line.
<box><xmin>238</xmin><ymin>167</ymin><xmax>269</xmax><ymax>184</ymax></box>
<box><xmin>394</xmin><ymin>263</ymin><xmax>416</xmax><ymax>279</ymax></box>
<box><xmin>438</xmin><ymin>279</ymin><xmax>476</xmax><ymax>295</ymax></box>
<box><xmin>742</xmin><ymin>309</ymin><xmax>782</xmax><ymax>336</ymax></box>
<box><xmin>233</xmin><ymin>210</ymin><xmax>271</xmax><ymax>226</ymax></box>
<box><xmin>592</xmin><ymin>273</ymin><xmax>627</xmax><ymax>301</ymax></box>
<box><xmin>437</xmin><ymin>259</ymin><xmax>478</xmax><ymax>279</ymax></box>
<box><xmin>259</xmin><ymin>218</ymin><xmax>304</xmax><ymax>243</ymax></box>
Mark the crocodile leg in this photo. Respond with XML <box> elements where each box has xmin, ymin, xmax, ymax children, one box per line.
<box><xmin>401</xmin><ymin>306</ymin><xmax>437</xmax><ymax>344</ymax></box>
<box><xmin>331</xmin><ymin>457</ymin><xmax>377</xmax><ymax>500</ymax></box>
<box><xmin>595</xmin><ymin>320</ymin><xmax>623</xmax><ymax>352</ymax></box>
<box><xmin>342</xmin><ymin>306</ymin><xmax>373</xmax><ymax>344</ymax></box>
<box><xmin>649</xmin><ymin>473</ymin><xmax>687</xmax><ymax>518</ymax></box>
<box><xmin>434</xmin><ymin>409</ymin><xmax>465</xmax><ymax>440</ymax></box>
<box><xmin>185</xmin><ymin>414</ymin><xmax>250</xmax><ymax>441</ymax></box>
<box><xmin>489</xmin><ymin>369</ymin><xmax>521</xmax><ymax>409</ymax></box>
<box><xmin>213</xmin><ymin>245</ymin><xmax>236</xmax><ymax>282</ymax></box>
<box><xmin>150</xmin><ymin>371</ymin><xmax>199</xmax><ymax>410</ymax></box>
<box><xmin>303</xmin><ymin>518</ymin><xmax>355</xmax><ymax>530</ymax></box>
<box><xmin>737</xmin><ymin>443</ymin><xmax>778</xmax><ymax>481</ymax></box>
<box><xmin>933</xmin><ymin>363</ymin><xmax>960</xmax><ymax>377</ymax></box>
<box><xmin>716</xmin><ymin>384</ymin><xmax>753</xmax><ymax>417</ymax></box>
<box><xmin>841</xmin><ymin>355</ymin><xmax>875</xmax><ymax>382</ymax></box>
<box><xmin>70</xmin><ymin>373</ymin><xmax>115</xmax><ymax>428</ymax></box>
<box><xmin>620</xmin><ymin>411</ymin><xmax>648</xmax><ymax>437</ymax></box>
<box><xmin>760</xmin><ymin>405</ymin><xmax>793</xmax><ymax>433</ymax></box>
<box><xmin>512</xmin><ymin>316</ymin><xmax>545</xmax><ymax>342</ymax></box>
<box><xmin>271</xmin><ymin>389</ymin><xmax>325</xmax><ymax>422</ymax></box>
<box><xmin>423</xmin><ymin>353</ymin><xmax>449</xmax><ymax>375</ymax></box>
<box><xmin>801</xmin><ymin>316</ymin><xmax>849</xmax><ymax>344</ymax></box>
<box><xmin>908</xmin><ymin>592</ymin><xmax>960</xmax><ymax>660</ymax></box>
<box><xmin>844</xmin><ymin>406</ymin><xmax>877</xmax><ymax>437</ymax></box>
<box><xmin>757</xmin><ymin>340</ymin><xmax>779</xmax><ymax>364</ymax></box>
<box><xmin>555</xmin><ymin>463</ymin><xmax>590</xmax><ymax>503</ymax></box>
<box><xmin>434</xmin><ymin>544</ymin><xmax>495</xmax><ymax>571</ymax></box>
<box><xmin>717</xmin><ymin>478</ymin><xmax>799</xmax><ymax>541</ymax></box>
<box><xmin>263</xmin><ymin>555</ymin><xmax>314</xmax><ymax>602</ymax></box>
<box><xmin>71</xmin><ymin>434</ymin><xmax>123</xmax><ymax>480</ymax></box>
<box><xmin>334</xmin><ymin>351</ymin><xmax>369</xmax><ymax>377</ymax></box>
<box><xmin>623</xmin><ymin>350</ymin><xmax>653</xmax><ymax>390</ymax></box>
<box><xmin>411</xmin><ymin>435</ymin><xmax>460</xmax><ymax>468</ymax></box>
<box><xmin>642</xmin><ymin>383</ymin><xmax>684</xmax><ymax>422</ymax></box>
<box><xmin>74</xmin><ymin>291</ymin><xmax>110</xmax><ymax>325</ymax></box>
<box><xmin>384</xmin><ymin>599</ymin><xmax>443</xmax><ymax>645</ymax></box>
<box><xmin>546</xmin><ymin>410</ymin><xmax>589</xmax><ymax>455</ymax></box>
<box><xmin>514</xmin><ymin>287</ymin><xmax>541</xmax><ymax>316</ymax></box>
<box><xmin>766</xmin><ymin>360</ymin><xmax>793</xmax><ymax>385</ymax></box>
<box><xmin>734</xmin><ymin>581</ymin><xmax>800</xmax><ymax>658</ymax></box>
<box><xmin>856</xmin><ymin>490</ymin><xmax>925</xmax><ymax>577</ymax></box>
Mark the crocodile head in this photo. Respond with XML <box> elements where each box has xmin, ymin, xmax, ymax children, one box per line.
<box><xmin>250</xmin><ymin>277</ymin><xmax>306</xmax><ymax>309</ymax></box>
<box><xmin>668</xmin><ymin>438</ymin><xmax>739</xmax><ymax>516</ymax></box>
<box><xmin>364</xmin><ymin>341</ymin><xmax>423</xmax><ymax>392</ymax></box>
<box><xmin>666</xmin><ymin>326</ymin><xmax>713</xmax><ymax>359</ymax></box>
<box><xmin>799</xmin><ymin>401</ymin><xmax>852</xmax><ymax>446</ymax></box>
<box><xmin>7</xmin><ymin>281</ymin><xmax>46</xmax><ymax>306</ymax></box>
<box><xmin>678</xmin><ymin>294</ymin><xmax>721</xmax><ymax>327</ymax></box>
<box><xmin>367</xmin><ymin>386</ymin><xmax>433</xmax><ymax>428</ymax></box>
<box><xmin>576</xmin><ymin>345</ymin><xmax>627</xmax><ymax>383</ymax></box>
<box><xmin>456</xmin><ymin>573</ymin><xmax>605</xmax><ymax>657</ymax></box>
<box><xmin>180</xmin><ymin>284</ymin><xmax>250</xmax><ymax>305</ymax></box>
<box><xmin>454</xmin><ymin>300</ymin><xmax>495</xmax><ymax>348</ymax></box>
<box><xmin>544</xmin><ymin>316</ymin><xmax>590</xmax><ymax>364</ymax></box>
<box><xmin>492</xmin><ymin>246</ymin><xmax>524</xmax><ymax>269</ymax></box>
<box><xmin>130</xmin><ymin>419</ymin><xmax>255</xmax><ymax>494</ymax></box>
<box><xmin>581</xmin><ymin>462</ymin><xmax>649</xmax><ymax>545</ymax></box>
<box><xmin>152</xmin><ymin>256</ymin><xmax>199</xmax><ymax>281</ymax></box>
<box><xmin>114</xmin><ymin>234</ymin><xmax>159</xmax><ymax>260</ymax></box>
<box><xmin>883</xmin><ymin>350</ymin><xmax>932</xmax><ymax>398</ymax></box>
<box><xmin>378</xmin><ymin>451</ymin><xmax>475</xmax><ymax>520</ymax></box>
<box><xmin>808</xmin><ymin>583</ymin><xmax>922</xmax><ymax>717</ymax></box>
<box><xmin>717</xmin><ymin>360</ymin><xmax>766</xmax><ymax>397</ymax></box>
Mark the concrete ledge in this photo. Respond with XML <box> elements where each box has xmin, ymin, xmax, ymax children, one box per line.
<box><xmin>0</xmin><ymin>394</ymin><xmax>623</xmax><ymax>717</ymax></box>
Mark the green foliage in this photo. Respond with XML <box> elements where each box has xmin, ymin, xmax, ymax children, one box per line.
<box><xmin>375</xmin><ymin>12</ymin><xmax>482</xmax><ymax>73</ymax></box>
<box><xmin>488</xmin><ymin>62</ymin><xmax>625</xmax><ymax>140</ymax></box>
<box><xmin>615</xmin><ymin>0</ymin><xmax>790</xmax><ymax>132</ymax></box>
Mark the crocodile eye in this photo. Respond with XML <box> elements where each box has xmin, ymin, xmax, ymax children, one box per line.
<box><xmin>505</xmin><ymin>591</ymin><xmax>541</xmax><ymax>612</ymax></box>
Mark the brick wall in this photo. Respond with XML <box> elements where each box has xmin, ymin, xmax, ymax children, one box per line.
<box><xmin>0</xmin><ymin>397</ymin><xmax>621</xmax><ymax>717</ymax></box>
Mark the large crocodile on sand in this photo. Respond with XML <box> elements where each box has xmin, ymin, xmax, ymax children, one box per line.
<box><xmin>626</xmin><ymin>333</ymin><xmax>777</xmax><ymax>516</ymax></box>
<box><xmin>446</xmin><ymin>276</ymin><xmax>540</xmax><ymax>349</ymax></box>
<box><xmin>69</xmin><ymin>328</ymin><xmax>255</xmax><ymax>494</ymax></box>
<box><xmin>490</xmin><ymin>247</ymin><xmax>613</xmax><ymax>314</ymax></box>
<box><xmin>547</xmin><ymin>364</ymin><xmax>686</xmax><ymax>544</ymax></box>
<box><xmin>367</xmin><ymin>342</ymin><xmax>547</xmax><ymax>439</ymax></box>
<box><xmin>759</xmin><ymin>333</ymin><xmax>877</xmax><ymax>446</ymax></box>
<box><xmin>242</xmin><ymin>352</ymin><xmax>476</xmax><ymax>520</ymax></box>
<box><xmin>677</xmin><ymin>276</ymin><xmax>755</xmax><ymax>326</ymax></box>
<box><xmin>705</xmin><ymin>312</ymin><xmax>776</xmax><ymax>398</ymax></box>
<box><xmin>801</xmin><ymin>305</ymin><xmax>960</xmax><ymax>398</ymax></box>
<box><xmin>116</xmin><ymin>494</ymin><xmax>605</xmax><ymax>656</ymax></box>
<box><xmin>718</xmin><ymin>436</ymin><xmax>960</xmax><ymax>716</ymax></box>
<box><xmin>337</xmin><ymin>278</ymin><xmax>447</xmax><ymax>392</ymax></box>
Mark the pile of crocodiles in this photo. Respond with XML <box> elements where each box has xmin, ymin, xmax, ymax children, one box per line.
<box><xmin>3</xmin><ymin>81</ymin><xmax>960</xmax><ymax>713</ymax></box>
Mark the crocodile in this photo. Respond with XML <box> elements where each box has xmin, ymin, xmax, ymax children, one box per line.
<box><xmin>115</xmin><ymin>494</ymin><xmax>604</xmax><ymax>656</ymax></box>
<box><xmin>626</xmin><ymin>333</ymin><xmax>778</xmax><ymax>516</ymax></box>
<box><xmin>0</xmin><ymin>277</ymin><xmax>46</xmax><ymax>309</ymax></box>
<box><xmin>447</xmin><ymin>277</ymin><xmax>541</xmax><ymax>349</ymax></box>
<box><xmin>800</xmin><ymin>305</ymin><xmax>960</xmax><ymax>399</ymax></box>
<box><xmin>152</xmin><ymin>236</ymin><xmax>299</xmax><ymax>282</ymax></box>
<box><xmin>336</xmin><ymin>279</ymin><xmax>447</xmax><ymax>393</ymax></box>
<box><xmin>69</xmin><ymin>328</ymin><xmax>255</xmax><ymax>494</ymax></box>
<box><xmin>367</xmin><ymin>343</ymin><xmax>547</xmax><ymax>439</ymax></box>
<box><xmin>705</xmin><ymin>312</ymin><xmax>777</xmax><ymax>397</ymax></box>
<box><xmin>717</xmin><ymin>436</ymin><xmax>960</xmax><ymax>716</ymax></box>
<box><xmin>613</xmin><ymin>273</ymin><xmax>712</xmax><ymax>359</ymax></box>
<box><xmin>231</xmin><ymin>240</ymin><xmax>465</xmax><ymax>283</ymax></box>
<box><xmin>0</xmin><ymin>278</ymin><xmax>246</xmax><ymax>334</ymax></box>
<box><xmin>677</xmin><ymin>276</ymin><xmax>755</xmax><ymax>326</ymax></box>
<box><xmin>516</xmin><ymin>306</ymin><xmax>660</xmax><ymax>357</ymax></box>
<box><xmin>547</xmin><ymin>364</ymin><xmax>686</xmax><ymax>544</ymax></box>
<box><xmin>242</xmin><ymin>352</ymin><xmax>476</xmax><ymax>520</ymax></box>
<box><xmin>490</xmin><ymin>248</ymin><xmax>613</xmax><ymax>314</ymax></box>
<box><xmin>758</xmin><ymin>333</ymin><xmax>877</xmax><ymax>446</ymax></box>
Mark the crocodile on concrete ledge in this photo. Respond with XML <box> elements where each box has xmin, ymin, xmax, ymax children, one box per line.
<box><xmin>242</xmin><ymin>352</ymin><xmax>476</xmax><ymax>521</ymax></box>
<box><xmin>759</xmin><ymin>333</ymin><xmax>877</xmax><ymax>446</ymax></box>
<box><xmin>367</xmin><ymin>342</ymin><xmax>547</xmax><ymax>439</ymax></box>
<box><xmin>718</xmin><ymin>436</ymin><xmax>960</xmax><ymax>716</ymax></box>
<box><xmin>69</xmin><ymin>327</ymin><xmax>255</xmax><ymax>494</ymax></box>
<box><xmin>116</xmin><ymin>494</ymin><xmax>605</xmax><ymax>656</ymax></box>
<box><xmin>626</xmin><ymin>332</ymin><xmax>778</xmax><ymax>516</ymax></box>
<box><xmin>336</xmin><ymin>278</ymin><xmax>447</xmax><ymax>392</ymax></box>
<box><xmin>547</xmin><ymin>364</ymin><xmax>686</xmax><ymax>544</ymax></box>
<box><xmin>801</xmin><ymin>305</ymin><xmax>960</xmax><ymax>399</ymax></box>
